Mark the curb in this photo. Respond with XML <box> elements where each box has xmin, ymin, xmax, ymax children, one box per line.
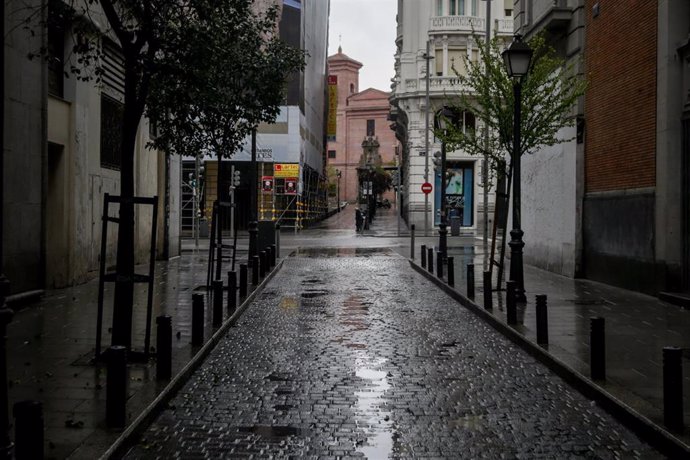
<box><xmin>409</xmin><ymin>259</ymin><xmax>690</xmax><ymax>459</ymax></box>
<box><xmin>101</xmin><ymin>258</ymin><xmax>286</xmax><ymax>460</ymax></box>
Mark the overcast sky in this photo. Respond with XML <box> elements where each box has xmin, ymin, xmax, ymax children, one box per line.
<box><xmin>327</xmin><ymin>0</ymin><xmax>397</xmax><ymax>93</ymax></box>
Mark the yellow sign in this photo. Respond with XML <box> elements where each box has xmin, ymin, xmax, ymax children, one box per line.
<box><xmin>274</xmin><ymin>163</ymin><xmax>300</xmax><ymax>177</ymax></box>
<box><xmin>327</xmin><ymin>75</ymin><xmax>338</xmax><ymax>141</ymax></box>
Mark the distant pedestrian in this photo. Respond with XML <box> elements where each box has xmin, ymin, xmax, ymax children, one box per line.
<box><xmin>355</xmin><ymin>208</ymin><xmax>363</xmax><ymax>232</ymax></box>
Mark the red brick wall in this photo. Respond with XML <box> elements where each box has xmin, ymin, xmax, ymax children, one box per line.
<box><xmin>585</xmin><ymin>0</ymin><xmax>657</xmax><ymax>192</ymax></box>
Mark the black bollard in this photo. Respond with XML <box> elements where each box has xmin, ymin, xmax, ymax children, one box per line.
<box><xmin>467</xmin><ymin>264</ymin><xmax>475</xmax><ymax>299</ymax></box>
<box><xmin>13</xmin><ymin>400</ymin><xmax>43</xmax><ymax>460</ymax></box>
<box><xmin>447</xmin><ymin>257</ymin><xmax>455</xmax><ymax>287</ymax></box>
<box><xmin>421</xmin><ymin>244</ymin><xmax>427</xmax><ymax>269</ymax></box>
<box><xmin>483</xmin><ymin>271</ymin><xmax>492</xmax><ymax>310</ymax></box>
<box><xmin>106</xmin><ymin>346</ymin><xmax>127</xmax><ymax>428</ymax></box>
<box><xmin>259</xmin><ymin>251</ymin><xmax>267</xmax><ymax>278</ymax></box>
<box><xmin>275</xmin><ymin>224</ymin><xmax>281</xmax><ymax>259</ymax></box>
<box><xmin>191</xmin><ymin>293</ymin><xmax>204</xmax><ymax>346</ymax></box>
<box><xmin>410</xmin><ymin>224</ymin><xmax>416</xmax><ymax>260</ymax></box>
<box><xmin>156</xmin><ymin>315</ymin><xmax>172</xmax><ymax>380</ymax></box>
<box><xmin>436</xmin><ymin>251</ymin><xmax>444</xmax><ymax>279</ymax></box>
<box><xmin>590</xmin><ymin>317</ymin><xmax>606</xmax><ymax>381</ymax></box>
<box><xmin>535</xmin><ymin>295</ymin><xmax>548</xmax><ymax>345</ymax></box>
<box><xmin>239</xmin><ymin>264</ymin><xmax>248</xmax><ymax>298</ymax></box>
<box><xmin>228</xmin><ymin>271</ymin><xmax>237</xmax><ymax>313</ymax></box>
<box><xmin>270</xmin><ymin>244</ymin><xmax>277</xmax><ymax>267</ymax></box>
<box><xmin>506</xmin><ymin>281</ymin><xmax>517</xmax><ymax>325</ymax></box>
<box><xmin>252</xmin><ymin>255</ymin><xmax>260</xmax><ymax>285</ymax></box>
<box><xmin>427</xmin><ymin>248</ymin><xmax>434</xmax><ymax>275</ymax></box>
<box><xmin>212</xmin><ymin>280</ymin><xmax>223</xmax><ymax>327</ymax></box>
<box><xmin>265</xmin><ymin>246</ymin><xmax>272</xmax><ymax>269</ymax></box>
<box><xmin>663</xmin><ymin>347</ymin><xmax>684</xmax><ymax>431</ymax></box>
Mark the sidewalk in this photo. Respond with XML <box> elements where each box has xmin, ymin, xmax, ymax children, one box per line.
<box><xmin>5</xmin><ymin>251</ymin><xmax>272</xmax><ymax>459</ymax></box>
<box><xmin>404</xmin><ymin>238</ymin><xmax>690</xmax><ymax>452</ymax></box>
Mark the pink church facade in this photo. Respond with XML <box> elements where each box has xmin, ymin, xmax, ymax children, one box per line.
<box><xmin>327</xmin><ymin>49</ymin><xmax>399</xmax><ymax>203</ymax></box>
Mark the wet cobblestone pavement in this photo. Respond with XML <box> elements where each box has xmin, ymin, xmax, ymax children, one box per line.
<box><xmin>125</xmin><ymin>248</ymin><xmax>661</xmax><ymax>459</ymax></box>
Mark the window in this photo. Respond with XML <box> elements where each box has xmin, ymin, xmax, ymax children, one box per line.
<box><xmin>350</xmin><ymin>83</ymin><xmax>355</xmax><ymax>94</ymax></box>
<box><xmin>436</xmin><ymin>0</ymin><xmax>443</xmax><ymax>15</ymax></box>
<box><xmin>100</xmin><ymin>95</ymin><xmax>124</xmax><ymax>170</ymax></box>
<box><xmin>435</xmin><ymin>49</ymin><xmax>444</xmax><ymax>76</ymax></box>
<box><xmin>471</xmin><ymin>0</ymin><xmax>477</xmax><ymax>16</ymax></box>
<box><xmin>448</xmin><ymin>48</ymin><xmax>466</xmax><ymax>75</ymax></box>
<box><xmin>328</xmin><ymin>150</ymin><xmax>336</xmax><ymax>159</ymax></box>
<box><xmin>505</xmin><ymin>9</ymin><xmax>513</xmax><ymax>17</ymax></box>
<box><xmin>463</xmin><ymin>111</ymin><xmax>476</xmax><ymax>134</ymax></box>
<box><xmin>449</xmin><ymin>0</ymin><xmax>456</xmax><ymax>15</ymax></box>
<box><xmin>366</xmin><ymin>119</ymin><xmax>375</xmax><ymax>136</ymax></box>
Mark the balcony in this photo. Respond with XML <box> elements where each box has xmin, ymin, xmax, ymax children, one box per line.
<box><xmin>429</xmin><ymin>16</ymin><xmax>485</xmax><ymax>36</ymax></box>
<box><xmin>495</xmin><ymin>18</ymin><xmax>514</xmax><ymax>36</ymax></box>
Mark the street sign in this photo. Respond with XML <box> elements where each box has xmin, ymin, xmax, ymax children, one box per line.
<box><xmin>421</xmin><ymin>182</ymin><xmax>433</xmax><ymax>194</ymax></box>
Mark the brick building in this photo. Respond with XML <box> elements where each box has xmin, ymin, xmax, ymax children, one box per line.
<box><xmin>327</xmin><ymin>48</ymin><xmax>398</xmax><ymax>204</ymax></box>
<box><xmin>515</xmin><ymin>0</ymin><xmax>690</xmax><ymax>301</ymax></box>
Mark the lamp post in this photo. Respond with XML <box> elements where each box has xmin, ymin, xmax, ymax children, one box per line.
<box><xmin>335</xmin><ymin>169</ymin><xmax>342</xmax><ymax>212</ymax></box>
<box><xmin>502</xmin><ymin>34</ymin><xmax>533</xmax><ymax>303</ymax></box>
<box><xmin>434</xmin><ymin>106</ymin><xmax>456</xmax><ymax>261</ymax></box>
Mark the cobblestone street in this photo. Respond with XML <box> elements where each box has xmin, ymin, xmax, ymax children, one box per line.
<box><xmin>125</xmin><ymin>248</ymin><xmax>660</xmax><ymax>459</ymax></box>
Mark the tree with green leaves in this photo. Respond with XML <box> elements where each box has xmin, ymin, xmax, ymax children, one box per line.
<box><xmin>440</xmin><ymin>33</ymin><xmax>586</xmax><ymax>179</ymax></box>
<box><xmin>37</xmin><ymin>0</ymin><xmax>305</xmax><ymax>350</ymax></box>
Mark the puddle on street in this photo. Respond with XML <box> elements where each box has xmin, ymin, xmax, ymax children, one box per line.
<box><xmin>355</xmin><ymin>357</ymin><xmax>394</xmax><ymax>459</ymax></box>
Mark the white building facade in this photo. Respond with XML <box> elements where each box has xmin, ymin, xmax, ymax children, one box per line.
<box><xmin>390</xmin><ymin>0</ymin><xmax>514</xmax><ymax>235</ymax></box>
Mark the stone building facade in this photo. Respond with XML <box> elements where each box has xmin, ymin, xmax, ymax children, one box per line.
<box><xmin>390</xmin><ymin>0</ymin><xmax>513</xmax><ymax>236</ymax></box>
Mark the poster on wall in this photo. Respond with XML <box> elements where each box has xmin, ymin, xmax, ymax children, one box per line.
<box><xmin>285</xmin><ymin>177</ymin><xmax>298</xmax><ymax>195</ymax></box>
<box><xmin>274</xmin><ymin>163</ymin><xmax>300</xmax><ymax>178</ymax></box>
<box><xmin>261</xmin><ymin>176</ymin><xmax>274</xmax><ymax>193</ymax></box>
<box><xmin>327</xmin><ymin>75</ymin><xmax>338</xmax><ymax>142</ymax></box>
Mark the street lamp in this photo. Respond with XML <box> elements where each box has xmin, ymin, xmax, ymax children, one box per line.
<box><xmin>434</xmin><ymin>106</ymin><xmax>457</xmax><ymax>261</ymax></box>
<box><xmin>502</xmin><ymin>34</ymin><xmax>533</xmax><ymax>303</ymax></box>
<box><xmin>335</xmin><ymin>169</ymin><xmax>342</xmax><ymax>212</ymax></box>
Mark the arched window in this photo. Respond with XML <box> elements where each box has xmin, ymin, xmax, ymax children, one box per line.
<box><xmin>350</xmin><ymin>83</ymin><xmax>355</xmax><ymax>94</ymax></box>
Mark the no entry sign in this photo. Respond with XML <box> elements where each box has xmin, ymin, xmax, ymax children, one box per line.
<box><xmin>421</xmin><ymin>182</ymin><xmax>433</xmax><ymax>194</ymax></box>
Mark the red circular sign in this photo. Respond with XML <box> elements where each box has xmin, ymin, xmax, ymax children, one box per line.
<box><xmin>421</xmin><ymin>182</ymin><xmax>433</xmax><ymax>194</ymax></box>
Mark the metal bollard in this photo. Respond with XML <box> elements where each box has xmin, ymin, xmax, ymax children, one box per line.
<box><xmin>191</xmin><ymin>293</ymin><xmax>204</xmax><ymax>346</ymax></box>
<box><xmin>663</xmin><ymin>347</ymin><xmax>684</xmax><ymax>431</ymax></box>
<box><xmin>259</xmin><ymin>251</ymin><xmax>267</xmax><ymax>278</ymax></box>
<box><xmin>447</xmin><ymin>257</ymin><xmax>455</xmax><ymax>287</ymax></box>
<box><xmin>436</xmin><ymin>251</ymin><xmax>444</xmax><ymax>279</ymax></box>
<box><xmin>590</xmin><ymin>317</ymin><xmax>605</xmax><ymax>381</ymax></box>
<box><xmin>427</xmin><ymin>248</ymin><xmax>434</xmax><ymax>275</ymax></box>
<box><xmin>212</xmin><ymin>280</ymin><xmax>223</xmax><ymax>327</ymax></box>
<box><xmin>270</xmin><ymin>244</ymin><xmax>277</xmax><ymax>267</ymax></box>
<box><xmin>265</xmin><ymin>246</ymin><xmax>273</xmax><ymax>269</ymax></box>
<box><xmin>535</xmin><ymin>295</ymin><xmax>548</xmax><ymax>345</ymax></box>
<box><xmin>506</xmin><ymin>281</ymin><xmax>517</xmax><ymax>325</ymax></box>
<box><xmin>13</xmin><ymin>400</ymin><xmax>43</xmax><ymax>460</ymax></box>
<box><xmin>410</xmin><ymin>224</ymin><xmax>416</xmax><ymax>260</ymax></box>
<box><xmin>275</xmin><ymin>224</ymin><xmax>281</xmax><ymax>258</ymax></box>
<box><xmin>228</xmin><ymin>271</ymin><xmax>237</xmax><ymax>313</ymax></box>
<box><xmin>252</xmin><ymin>255</ymin><xmax>260</xmax><ymax>285</ymax></box>
<box><xmin>483</xmin><ymin>271</ymin><xmax>492</xmax><ymax>310</ymax></box>
<box><xmin>467</xmin><ymin>264</ymin><xmax>475</xmax><ymax>299</ymax></box>
<box><xmin>421</xmin><ymin>244</ymin><xmax>427</xmax><ymax>269</ymax></box>
<box><xmin>156</xmin><ymin>315</ymin><xmax>172</xmax><ymax>380</ymax></box>
<box><xmin>106</xmin><ymin>346</ymin><xmax>127</xmax><ymax>427</ymax></box>
<box><xmin>239</xmin><ymin>264</ymin><xmax>248</xmax><ymax>298</ymax></box>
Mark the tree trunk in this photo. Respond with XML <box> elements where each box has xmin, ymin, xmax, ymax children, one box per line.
<box><xmin>111</xmin><ymin>61</ymin><xmax>144</xmax><ymax>351</ymax></box>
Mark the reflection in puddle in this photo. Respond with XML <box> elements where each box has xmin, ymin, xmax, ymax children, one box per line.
<box><xmin>355</xmin><ymin>357</ymin><xmax>394</xmax><ymax>459</ymax></box>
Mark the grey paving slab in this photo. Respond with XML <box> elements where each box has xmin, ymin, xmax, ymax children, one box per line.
<box><xmin>124</xmin><ymin>249</ymin><xmax>661</xmax><ymax>459</ymax></box>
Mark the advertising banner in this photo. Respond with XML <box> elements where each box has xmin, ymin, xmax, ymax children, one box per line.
<box><xmin>274</xmin><ymin>163</ymin><xmax>300</xmax><ymax>178</ymax></box>
<box><xmin>285</xmin><ymin>177</ymin><xmax>298</xmax><ymax>195</ymax></box>
<box><xmin>327</xmin><ymin>75</ymin><xmax>338</xmax><ymax>141</ymax></box>
<box><xmin>261</xmin><ymin>176</ymin><xmax>274</xmax><ymax>193</ymax></box>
